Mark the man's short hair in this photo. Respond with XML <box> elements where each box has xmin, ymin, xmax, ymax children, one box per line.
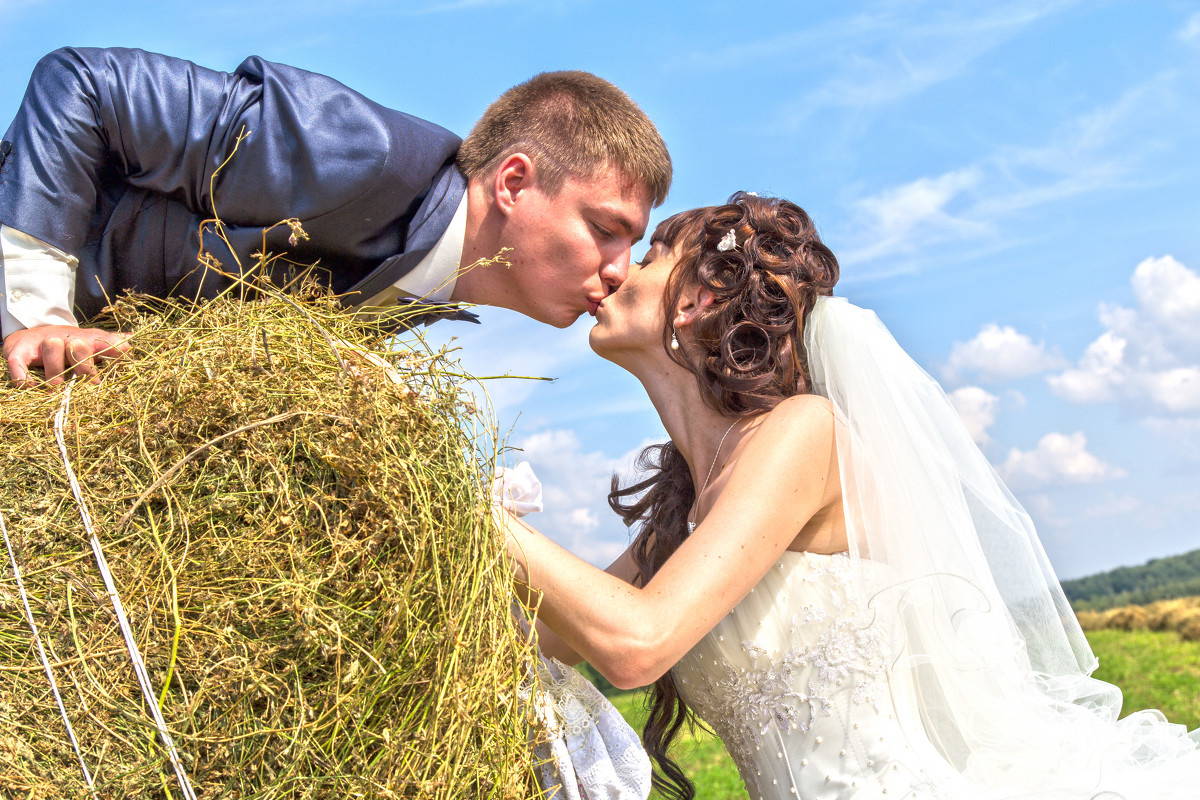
<box><xmin>457</xmin><ymin>70</ymin><xmax>671</xmax><ymax>207</ymax></box>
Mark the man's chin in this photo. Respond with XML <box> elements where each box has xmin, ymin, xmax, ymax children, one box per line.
<box><xmin>521</xmin><ymin>310</ymin><xmax>574</xmax><ymax>328</ymax></box>
<box><xmin>546</xmin><ymin>309</ymin><xmax>584</xmax><ymax>329</ymax></box>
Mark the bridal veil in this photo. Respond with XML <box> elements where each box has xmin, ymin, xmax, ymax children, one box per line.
<box><xmin>804</xmin><ymin>296</ymin><xmax>1200</xmax><ymax>799</ymax></box>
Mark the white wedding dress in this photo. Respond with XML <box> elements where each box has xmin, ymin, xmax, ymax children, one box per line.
<box><xmin>673</xmin><ymin>548</ymin><xmax>1200</xmax><ymax>800</ymax></box>
<box><xmin>675</xmin><ymin>550</ymin><xmax>961</xmax><ymax>800</ymax></box>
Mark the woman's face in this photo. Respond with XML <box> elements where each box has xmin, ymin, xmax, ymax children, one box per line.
<box><xmin>589</xmin><ymin>239</ymin><xmax>679</xmax><ymax>365</ymax></box>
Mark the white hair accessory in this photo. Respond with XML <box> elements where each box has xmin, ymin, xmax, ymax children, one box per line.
<box><xmin>717</xmin><ymin>229</ymin><xmax>738</xmax><ymax>252</ymax></box>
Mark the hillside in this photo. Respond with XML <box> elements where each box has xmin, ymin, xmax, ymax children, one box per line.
<box><xmin>1063</xmin><ymin>548</ymin><xmax>1200</xmax><ymax>611</ymax></box>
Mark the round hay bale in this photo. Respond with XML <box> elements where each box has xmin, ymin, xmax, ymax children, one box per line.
<box><xmin>1145</xmin><ymin>600</ymin><xmax>1177</xmax><ymax>632</ymax></box>
<box><xmin>1146</xmin><ymin>600</ymin><xmax>1192</xmax><ymax>633</ymax></box>
<box><xmin>1074</xmin><ymin>611</ymin><xmax>1104</xmax><ymax>631</ymax></box>
<box><xmin>0</xmin><ymin>289</ymin><xmax>539</xmax><ymax>799</ymax></box>
<box><xmin>1103</xmin><ymin>605</ymin><xmax>1149</xmax><ymax>631</ymax></box>
<box><xmin>1173</xmin><ymin>609</ymin><xmax>1200</xmax><ymax>641</ymax></box>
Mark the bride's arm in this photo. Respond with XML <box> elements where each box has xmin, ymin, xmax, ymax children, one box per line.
<box><xmin>499</xmin><ymin>394</ymin><xmax>838</xmax><ymax>690</ymax></box>
<box><xmin>514</xmin><ymin>546</ymin><xmax>640</xmax><ymax>665</ymax></box>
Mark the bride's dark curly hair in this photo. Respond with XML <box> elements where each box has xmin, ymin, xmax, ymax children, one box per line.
<box><xmin>607</xmin><ymin>192</ymin><xmax>838</xmax><ymax>800</ymax></box>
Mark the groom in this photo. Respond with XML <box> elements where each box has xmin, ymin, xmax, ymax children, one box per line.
<box><xmin>0</xmin><ymin>47</ymin><xmax>671</xmax><ymax>386</ymax></box>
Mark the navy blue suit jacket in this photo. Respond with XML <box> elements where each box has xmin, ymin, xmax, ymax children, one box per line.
<box><xmin>0</xmin><ymin>47</ymin><xmax>468</xmax><ymax>321</ymax></box>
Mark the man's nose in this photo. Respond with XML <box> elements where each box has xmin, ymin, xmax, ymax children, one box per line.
<box><xmin>601</xmin><ymin>249</ymin><xmax>631</xmax><ymax>295</ymax></box>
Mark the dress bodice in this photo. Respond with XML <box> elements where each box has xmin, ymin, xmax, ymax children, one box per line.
<box><xmin>673</xmin><ymin>551</ymin><xmax>953</xmax><ymax>800</ymax></box>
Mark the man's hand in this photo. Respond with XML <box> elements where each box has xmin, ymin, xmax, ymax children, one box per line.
<box><xmin>3</xmin><ymin>325</ymin><xmax>132</xmax><ymax>387</ymax></box>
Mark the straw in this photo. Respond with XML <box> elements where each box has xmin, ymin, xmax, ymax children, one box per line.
<box><xmin>0</xmin><ymin>276</ymin><xmax>543</xmax><ymax>799</ymax></box>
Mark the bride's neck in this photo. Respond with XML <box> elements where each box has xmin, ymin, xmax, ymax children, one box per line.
<box><xmin>633</xmin><ymin>359</ymin><xmax>742</xmax><ymax>490</ymax></box>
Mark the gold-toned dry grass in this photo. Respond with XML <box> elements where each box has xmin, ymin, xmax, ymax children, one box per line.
<box><xmin>0</xmin><ymin>284</ymin><xmax>539</xmax><ymax>798</ymax></box>
<box><xmin>1076</xmin><ymin>596</ymin><xmax>1200</xmax><ymax>641</ymax></box>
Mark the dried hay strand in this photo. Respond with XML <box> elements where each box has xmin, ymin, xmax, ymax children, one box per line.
<box><xmin>0</xmin><ymin>285</ymin><xmax>540</xmax><ymax>798</ymax></box>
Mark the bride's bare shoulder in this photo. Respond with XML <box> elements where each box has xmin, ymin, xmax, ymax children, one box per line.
<box><xmin>740</xmin><ymin>393</ymin><xmax>835</xmax><ymax>466</ymax></box>
<box><xmin>764</xmin><ymin>393</ymin><xmax>835</xmax><ymax>428</ymax></box>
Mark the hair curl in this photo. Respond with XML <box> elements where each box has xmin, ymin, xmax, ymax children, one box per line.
<box><xmin>607</xmin><ymin>192</ymin><xmax>838</xmax><ymax>799</ymax></box>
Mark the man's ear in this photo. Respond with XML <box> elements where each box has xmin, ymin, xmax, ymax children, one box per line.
<box><xmin>493</xmin><ymin>153</ymin><xmax>536</xmax><ymax>215</ymax></box>
<box><xmin>674</xmin><ymin>286</ymin><xmax>716</xmax><ymax>328</ymax></box>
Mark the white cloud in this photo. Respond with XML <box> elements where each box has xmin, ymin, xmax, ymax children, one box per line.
<box><xmin>948</xmin><ymin>386</ymin><xmax>999</xmax><ymax>445</ymax></box>
<box><xmin>507</xmin><ymin>428</ymin><xmax>661</xmax><ymax>567</ymax></box>
<box><xmin>1000</xmin><ymin>431</ymin><xmax>1126</xmax><ymax>489</ymax></box>
<box><xmin>944</xmin><ymin>323</ymin><xmax>1067</xmax><ymax>384</ymax></box>
<box><xmin>842</xmin><ymin>168</ymin><xmax>989</xmax><ymax>263</ymax></box>
<box><xmin>567</xmin><ymin>507</ymin><xmax>599</xmax><ymax>534</ymax></box>
<box><xmin>1045</xmin><ymin>332</ymin><xmax>1126</xmax><ymax>404</ymax></box>
<box><xmin>1141</xmin><ymin>367</ymin><xmax>1200</xmax><ymax>414</ymax></box>
<box><xmin>1048</xmin><ymin>256</ymin><xmax>1200</xmax><ymax>414</ymax></box>
<box><xmin>1180</xmin><ymin>11</ymin><xmax>1200</xmax><ymax>42</ymax></box>
<box><xmin>1130</xmin><ymin>255</ymin><xmax>1200</xmax><ymax>347</ymax></box>
<box><xmin>980</xmin><ymin>72</ymin><xmax>1186</xmax><ymax>219</ymax></box>
<box><xmin>726</xmin><ymin>0</ymin><xmax>1083</xmax><ymax>122</ymax></box>
<box><xmin>837</xmin><ymin>70</ymin><xmax>1192</xmax><ymax>276</ymax></box>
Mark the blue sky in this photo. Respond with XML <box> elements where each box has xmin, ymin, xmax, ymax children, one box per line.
<box><xmin>3</xmin><ymin>0</ymin><xmax>1197</xmax><ymax>579</ymax></box>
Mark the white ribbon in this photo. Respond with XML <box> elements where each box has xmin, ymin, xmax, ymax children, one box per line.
<box><xmin>56</xmin><ymin>382</ymin><xmax>198</xmax><ymax>800</ymax></box>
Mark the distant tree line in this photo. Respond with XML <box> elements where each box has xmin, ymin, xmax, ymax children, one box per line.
<box><xmin>1064</xmin><ymin>548</ymin><xmax>1200</xmax><ymax>612</ymax></box>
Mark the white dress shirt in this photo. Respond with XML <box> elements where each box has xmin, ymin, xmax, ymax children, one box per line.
<box><xmin>0</xmin><ymin>194</ymin><xmax>468</xmax><ymax>339</ymax></box>
<box><xmin>0</xmin><ymin>226</ymin><xmax>79</xmax><ymax>337</ymax></box>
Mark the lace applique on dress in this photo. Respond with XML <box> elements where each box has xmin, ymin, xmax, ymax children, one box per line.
<box><xmin>681</xmin><ymin>553</ymin><xmax>889</xmax><ymax>768</ymax></box>
<box><xmin>669</xmin><ymin>552</ymin><xmax>957</xmax><ymax>800</ymax></box>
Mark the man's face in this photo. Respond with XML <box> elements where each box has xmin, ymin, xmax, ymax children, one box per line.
<box><xmin>502</xmin><ymin>167</ymin><xmax>652</xmax><ymax>328</ymax></box>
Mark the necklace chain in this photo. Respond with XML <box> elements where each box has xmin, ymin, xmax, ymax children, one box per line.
<box><xmin>687</xmin><ymin>419</ymin><xmax>739</xmax><ymax>533</ymax></box>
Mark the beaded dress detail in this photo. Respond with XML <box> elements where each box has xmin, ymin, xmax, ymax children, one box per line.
<box><xmin>673</xmin><ymin>551</ymin><xmax>956</xmax><ymax>800</ymax></box>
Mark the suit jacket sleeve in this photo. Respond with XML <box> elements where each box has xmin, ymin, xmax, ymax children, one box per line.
<box><xmin>0</xmin><ymin>47</ymin><xmax>460</xmax><ymax>269</ymax></box>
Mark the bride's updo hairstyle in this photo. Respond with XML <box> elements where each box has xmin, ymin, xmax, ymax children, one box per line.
<box><xmin>658</xmin><ymin>191</ymin><xmax>838</xmax><ymax>412</ymax></box>
<box><xmin>609</xmin><ymin>192</ymin><xmax>838</xmax><ymax>800</ymax></box>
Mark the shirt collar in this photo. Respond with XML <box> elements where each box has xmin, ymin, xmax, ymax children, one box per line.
<box><xmin>357</xmin><ymin>193</ymin><xmax>468</xmax><ymax>308</ymax></box>
<box><xmin>391</xmin><ymin>193</ymin><xmax>468</xmax><ymax>302</ymax></box>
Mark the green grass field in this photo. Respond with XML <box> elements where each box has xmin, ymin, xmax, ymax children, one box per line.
<box><xmin>606</xmin><ymin>629</ymin><xmax>1200</xmax><ymax>799</ymax></box>
<box><xmin>1087</xmin><ymin>629</ymin><xmax>1200</xmax><ymax>729</ymax></box>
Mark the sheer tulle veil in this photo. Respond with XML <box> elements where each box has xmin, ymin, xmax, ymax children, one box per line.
<box><xmin>803</xmin><ymin>296</ymin><xmax>1200</xmax><ymax>798</ymax></box>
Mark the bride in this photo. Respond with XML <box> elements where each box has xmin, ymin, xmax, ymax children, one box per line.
<box><xmin>497</xmin><ymin>193</ymin><xmax>1200</xmax><ymax>800</ymax></box>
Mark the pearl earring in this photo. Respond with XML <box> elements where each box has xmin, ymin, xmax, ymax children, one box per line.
<box><xmin>670</xmin><ymin>327</ymin><xmax>680</xmax><ymax>350</ymax></box>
